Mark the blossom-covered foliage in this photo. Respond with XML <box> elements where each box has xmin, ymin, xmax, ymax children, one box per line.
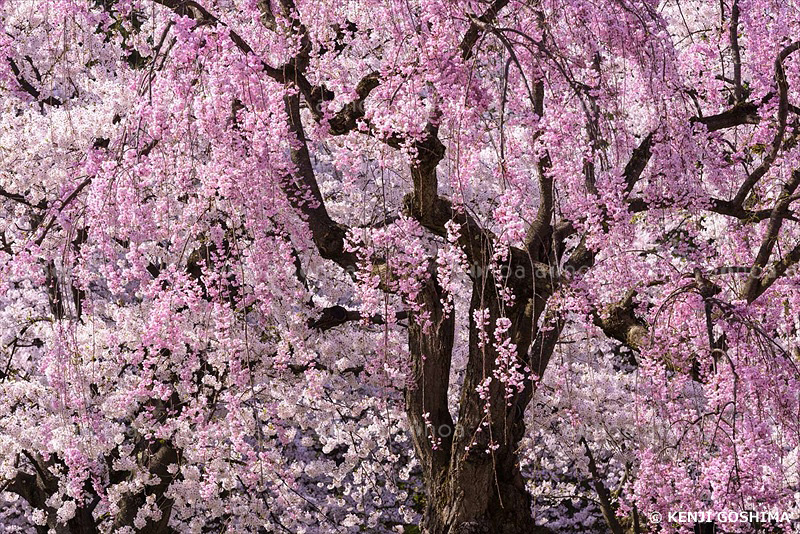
<box><xmin>0</xmin><ymin>0</ymin><xmax>799</xmax><ymax>533</ymax></box>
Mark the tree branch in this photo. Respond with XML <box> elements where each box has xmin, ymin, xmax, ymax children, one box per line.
<box><xmin>151</xmin><ymin>0</ymin><xmax>287</xmax><ymax>82</ymax></box>
<box><xmin>592</xmin><ymin>289</ymin><xmax>648</xmax><ymax>351</ymax></box>
<box><xmin>282</xmin><ymin>94</ymin><xmax>359</xmax><ymax>274</ymax></box>
<box><xmin>627</xmin><ymin>196</ymin><xmax>784</xmax><ymax>222</ymax></box>
<box><xmin>691</xmin><ymin>101</ymin><xmax>760</xmax><ymax>132</ymax></box>
<box><xmin>459</xmin><ymin>0</ymin><xmax>510</xmax><ymax>60</ymax></box>
<box><xmin>580</xmin><ymin>437</ymin><xmax>625</xmax><ymax>534</ymax></box>
<box><xmin>309</xmin><ymin>305</ymin><xmax>409</xmax><ymax>331</ymax></box>
<box><xmin>326</xmin><ymin>72</ymin><xmax>381</xmax><ymax>135</ymax></box>
<box><xmin>7</xmin><ymin>58</ymin><xmax>62</xmax><ymax>108</ymax></box>
<box><xmin>743</xmin><ymin>168</ymin><xmax>800</xmax><ymax>302</ymax></box>
<box><xmin>732</xmin><ymin>42</ymin><xmax>800</xmax><ymax>206</ymax></box>
<box><xmin>729</xmin><ymin>0</ymin><xmax>743</xmax><ymax>102</ymax></box>
<box><xmin>623</xmin><ymin>133</ymin><xmax>653</xmax><ymax>193</ymax></box>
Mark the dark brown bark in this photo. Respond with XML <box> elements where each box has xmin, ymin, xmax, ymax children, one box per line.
<box><xmin>9</xmin><ymin>452</ymin><xmax>98</xmax><ymax>534</ymax></box>
<box><xmin>459</xmin><ymin>0</ymin><xmax>510</xmax><ymax>61</ymax></box>
<box><xmin>406</xmin><ymin>276</ymin><xmax>456</xmax><ymax>485</ymax></box>
<box><xmin>411</xmin><ymin>274</ymin><xmax>556</xmax><ymax>534</ymax></box>
<box><xmin>404</xmin><ymin>205</ymin><xmax>559</xmax><ymax>534</ymax></box>
<box><xmin>743</xmin><ymin>169</ymin><xmax>800</xmax><ymax>302</ymax></box>
<box><xmin>580</xmin><ymin>438</ymin><xmax>625</xmax><ymax>534</ymax></box>
<box><xmin>691</xmin><ymin>101</ymin><xmax>759</xmax><ymax>132</ymax></box>
<box><xmin>111</xmin><ymin>439</ymin><xmax>179</xmax><ymax>534</ymax></box>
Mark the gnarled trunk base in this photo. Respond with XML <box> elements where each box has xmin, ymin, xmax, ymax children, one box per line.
<box><xmin>422</xmin><ymin>454</ymin><xmax>551</xmax><ymax>534</ymax></box>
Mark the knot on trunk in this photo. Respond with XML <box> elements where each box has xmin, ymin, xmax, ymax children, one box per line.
<box><xmin>595</xmin><ymin>290</ymin><xmax>647</xmax><ymax>350</ymax></box>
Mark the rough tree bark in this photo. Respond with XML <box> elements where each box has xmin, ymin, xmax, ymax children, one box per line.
<box><xmin>403</xmin><ymin>215</ymin><xmax>561</xmax><ymax>533</ymax></box>
<box><xmin>400</xmin><ymin>108</ymin><xmax>561</xmax><ymax>531</ymax></box>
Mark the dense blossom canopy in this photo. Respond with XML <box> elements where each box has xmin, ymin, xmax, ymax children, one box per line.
<box><xmin>0</xmin><ymin>0</ymin><xmax>799</xmax><ymax>533</ymax></box>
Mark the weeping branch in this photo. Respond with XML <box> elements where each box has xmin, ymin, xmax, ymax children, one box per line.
<box><xmin>732</xmin><ymin>41</ymin><xmax>800</xmax><ymax>206</ymax></box>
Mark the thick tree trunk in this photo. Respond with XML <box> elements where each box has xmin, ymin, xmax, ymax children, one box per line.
<box><xmin>408</xmin><ymin>271</ymin><xmax>558</xmax><ymax>534</ymax></box>
<box><xmin>111</xmin><ymin>438</ymin><xmax>178</xmax><ymax>534</ymax></box>
<box><xmin>9</xmin><ymin>426</ymin><xmax>179</xmax><ymax>534</ymax></box>
<box><xmin>422</xmin><ymin>444</ymin><xmax>542</xmax><ymax>534</ymax></box>
<box><xmin>9</xmin><ymin>452</ymin><xmax>98</xmax><ymax>534</ymax></box>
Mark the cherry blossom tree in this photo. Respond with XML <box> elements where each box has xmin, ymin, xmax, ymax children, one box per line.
<box><xmin>1</xmin><ymin>0</ymin><xmax>799</xmax><ymax>533</ymax></box>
